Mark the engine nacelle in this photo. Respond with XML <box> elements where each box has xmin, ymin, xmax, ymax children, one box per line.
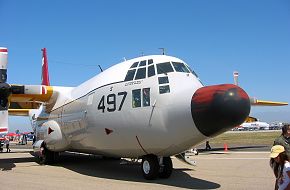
<box><xmin>41</xmin><ymin>120</ymin><xmax>69</xmax><ymax>151</ymax></box>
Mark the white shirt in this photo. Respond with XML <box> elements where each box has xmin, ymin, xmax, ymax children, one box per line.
<box><xmin>279</xmin><ymin>161</ymin><xmax>290</xmax><ymax>190</ymax></box>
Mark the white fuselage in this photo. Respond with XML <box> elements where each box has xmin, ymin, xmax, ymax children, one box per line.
<box><xmin>35</xmin><ymin>55</ymin><xmax>206</xmax><ymax>157</ymax></box>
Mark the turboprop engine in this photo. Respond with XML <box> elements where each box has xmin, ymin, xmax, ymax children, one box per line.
<box><xmin>41</xmin><ymin>120</ymin><xmax>69</xmax><ymax>151</ymax></box>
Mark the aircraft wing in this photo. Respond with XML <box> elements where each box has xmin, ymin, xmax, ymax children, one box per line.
<box><xmin>250</xmin><ymin>97</ymin><xmax>288</xmax><ymax>106</ymax></box>
<box><xmin>8</xmin><ymin>109</ymin><xmax>30</xmax><ymax>116</ymax></box>
<box><xmin>233</xmin><ymin>72</ymin><xmax>288</xmax><ymax>106</ymax></box>
<box><xmin>8</xmin><ymin>85</ymin><xmax>54</xmax><ymax>116</ymax></box>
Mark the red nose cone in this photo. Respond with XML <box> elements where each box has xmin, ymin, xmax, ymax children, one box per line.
<box><xmin>191</xmin><ymin>84</ymin><xmax>250</xmax><ymax>137</ymax></box>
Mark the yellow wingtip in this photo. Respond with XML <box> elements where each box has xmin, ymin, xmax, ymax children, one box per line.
<box><xmin>251</xmin><ymin>99</ymin><xmax>288</xmax><ymax>106</ymax></box>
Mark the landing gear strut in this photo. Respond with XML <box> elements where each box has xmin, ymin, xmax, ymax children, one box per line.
<box><xmin>141</xmin><ymin>154</ymin><xmax>173</xmax><ymax>180</ymax></box>
<box><xmin>38</xmin><ymin>145</ymin><xmax>59</xmax><ymax>165</ymax></box>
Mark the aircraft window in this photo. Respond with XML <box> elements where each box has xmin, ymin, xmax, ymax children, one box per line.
<box><xmin>125</xmin><ymin>69</ymin><xmax>136</xmax><ymax>81</ymax></box>
<box><xmin>156</xmin><ymin>62</ymin><xmax>174</xmax><ymax>74</ymax></box>
<box><xmin>186</xmin><ymin>65</ymin><xmax>199</xmax><ymax>77</ymax></box>
<box><xmin>158</xmin><ymin>76</ymin><xmax>169</xmax><ymax>84</ymax></box>
<box><xmin>139</xmin><ymin>60</ymin><xmax>147</xmax><ymax>67</ymax></box>
<box><xmin>132</xmin><ymin>89</ymin><xmax>141</xmax><ymax>108</ymax></box>
<box><xmin>148</xmin><ymin>65</ymin><xmax>155</xmax><ymax>78</ymax></box>
<box><xmin>135</xmin><ymin>67</ymin><xmax>146</xmax><ymax>80</ymax></box>
<box><xmin>130</xmin><ymin>62</ymin><xmax>139</xmax><ymax>68</ymax></box>
<box><xmin>148</xmin><ymin>59</ymin><xmax>153</xmax><ymax>65</ymax></box>
<box><xmin>159</xmin><ymin>85</ymin><xmax>170</xmax><ymax>94</ymax></box>
<box><xmin>142</xmin><ymin>88</ymin><xmax>150</xmax><ymax>107</ymax></box>
<box><xmin>172</xmin><ymin>62</ymin><xmax>190</xmax><ymax>73</ymax></box>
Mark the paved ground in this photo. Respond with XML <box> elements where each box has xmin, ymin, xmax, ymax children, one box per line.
<box><xmin>0</xmin><ymin>146</ymin><xmax>275</xmax><ymax>190</ymax></box>
<box><xmin>196</xmin><ymin>143</ymin><xmax>271</xmax><ymax>152</ymax></box>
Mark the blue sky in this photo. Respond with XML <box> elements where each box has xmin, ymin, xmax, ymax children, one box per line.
<box><xmin>0</xmin><ymin>0</ymin><xmax>289</xmax><ymax>132</ymax></box>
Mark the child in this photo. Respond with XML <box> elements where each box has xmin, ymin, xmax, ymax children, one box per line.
<box><xmin>270</xmin><ymin>145</ymin><xmax>290</xmax><ymax>190</ymax></box>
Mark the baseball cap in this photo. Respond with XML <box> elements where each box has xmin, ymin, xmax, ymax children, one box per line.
<box><xmin>270</xmin><ymin>145</ymin><xmax>285</xmax><ymax>158</ymax></box>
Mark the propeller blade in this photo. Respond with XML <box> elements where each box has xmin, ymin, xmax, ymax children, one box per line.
<box><xmin>0</xmin><ymin>47</ymin><xmax>9</xmax><ymax>134</ymax></box>
<box><xmin>0</xmin><ymin>47</ymin><xmax>8</xmax><ymax>83</ymax></box>
<box><xmin>0</xmin><ymin>110</ymin><xmax>8</xmax><ymax>134</ymax></box>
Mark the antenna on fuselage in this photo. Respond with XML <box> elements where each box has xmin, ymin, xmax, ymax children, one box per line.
<box><xmin>98</xmin><ymin>65</ymin><xmax>103</xmax><ymax>72</ymax></box>
<box><xmin>159</xmin><ymin>48</ymin><xmax>165</xmax><ymax>55</ymax></box>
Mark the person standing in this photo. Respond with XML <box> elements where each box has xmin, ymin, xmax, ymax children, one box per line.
<box><xmin>274</xmin><ymin>124</ymin><xmax>290</xmax><ymax>158</ymax></box>
<box><xmin>270</xmin><ymin>145</ymin><xmax>290</xmax><ymax>190</ymax></box>
<box><xmin>205</xmin><ymin>141</ymin><xmax>212</xmax><ymax>151</ymax></box>
<box><xmin>4</xmin><ymin>138</ymin><xmax>11</xmax><ymax>153</ymax></box>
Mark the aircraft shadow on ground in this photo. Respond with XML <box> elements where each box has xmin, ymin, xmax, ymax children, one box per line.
<box><xmin>52</xmin><ymin>152</ymin><xmax>220</xmax><ymax>189</ymax></box>
<box><xmin>0</xmin><ymin>152</ymin><xmax>35</xmax><ymax>171</ymax></box>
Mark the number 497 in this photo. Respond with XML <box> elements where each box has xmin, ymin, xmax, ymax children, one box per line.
<box><xmin>97</xmin><ymin>92</ymin><xmax>127</xmax><ymax>113</ymax></box>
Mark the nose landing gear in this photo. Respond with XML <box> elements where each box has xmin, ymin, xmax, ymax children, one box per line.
<box><xmin>141</xmin><ymin>154</ymin><xmax>173</xmax><ymax>180</ymax></box>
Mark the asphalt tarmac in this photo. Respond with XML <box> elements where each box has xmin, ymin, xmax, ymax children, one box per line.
<box><xmin>0</xmin><ymin>145</ymin><xmax>275</xmax><ymax>190</ymax></box>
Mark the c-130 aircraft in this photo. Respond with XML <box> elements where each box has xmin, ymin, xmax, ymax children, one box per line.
<box><xmin>0</xmin><ymin>47</ymin><xmax>287</xmax><ymax>180</ymax></box>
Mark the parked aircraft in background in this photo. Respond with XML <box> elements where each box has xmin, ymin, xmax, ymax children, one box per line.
<box><xmin>0</xmin><ymin>47</ymin><xmax>287</xmax><ymax>179</ymax></box>
<box><xmin>240</xmin><ymin>121</ymin><xmax>270</xmax><ymax>131</ymax></box>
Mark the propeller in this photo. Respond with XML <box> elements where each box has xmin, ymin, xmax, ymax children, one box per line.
<box><xmin>0</xmin><ymin>47</ymin><xmax>47</xmax><ymax>134</ymax></box>
<box><xmin>0</xmin><ymin>47</ymin><xmax>10</xmax><ymax>134</ymax></box>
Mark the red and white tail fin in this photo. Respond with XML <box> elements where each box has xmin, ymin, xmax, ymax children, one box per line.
<box><xmin>41</xmin><ymin>48</ymin><xmax>50</xmax><ymax>86</ymax></box>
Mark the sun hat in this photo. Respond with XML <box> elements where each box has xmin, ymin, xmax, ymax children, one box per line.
<box><xmin>270</xmin><ymin>145</ymin><xmax>285</xmax><ymax>158</ymax></box>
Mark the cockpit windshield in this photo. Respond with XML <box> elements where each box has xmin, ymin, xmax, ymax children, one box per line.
<box><xmin>185</xmin><ymin>65</ymin><xmax>198</xmax><ymax>78</ymax></box>
<box><xmin>156</xmin><ymin>62</ymin><xmax>174</xmax><ymax>74</ymax></box>
<box><xmin>124</xmin><ymin>59</ymin><xmax>199</xmax><ymax>82</ymax></box>
<box><xmin>172</xmin><ymin>62</ymin><xmax>190</xmax><ymax>73</ymax></box>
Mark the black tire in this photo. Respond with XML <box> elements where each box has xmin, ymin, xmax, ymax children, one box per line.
<box><xmin>141</xmin><ymin>155</ymin><xmax>159</xmax><ymax>180</ymax></box>
<box><xmin>159</xmin><ymin>157</ymin><xmax>173</xmax><ymax>178</ymax></box>
<box><xmin>38</xmin><ymin>146</ymin><xmax>58</xmax><ymax>165</ymax></box>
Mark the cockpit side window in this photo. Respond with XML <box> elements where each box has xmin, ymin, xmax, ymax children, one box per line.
<box><xmin>148</xmin><ymin>65</ymin><xmax>155</xmax><ymax>78</ymax></box>
<box><xmin>132</xmin><ymin>89</ymin><xmax>141</xmax><ymax>108</ymax></box>
<box><xmin>156</xmin><ymin>62</ymin><xmax>174</xmax><ymax>74</ymax></box>
<box><xmin>158</xmin><ymin>76</ymin><xmax>169</xmax><ymax>84</ymax></box>
<box><xmin>130</xmin><ymin>62</ymin><xmax>139</xmax><ymax>68</ymax></box>
<box><xmin>148</xmin><ymin>59</ymin><xmax>153</xmax><ymax>65</ymax></box>
<box><xmin>125</xmin><ymin>59</ymin><xmax>156</xmax><ymax>81</ymax></box>
<box><xmin>186</xmin><ymin>65</ymin><xmax>199</xmax><ymax>78</ymax></box>
<box><xmin>125</xmin><ymin>69</ymin><xmax>136</xmax><ymax>81</ymax></box>
<box><xmin>135</xmin><ymin>67</ymin><xmax>146</xmax><ymax>80</ymax></box>
<box><xmin>139</xmin><ymin>60</ymin><xmax>147</xmax><ymax>67</ymax></box>
<box><xmin>172</xmin><ymin>62</ymin><xmax>190</xmax><ymax>73</ymax></box>
<box><xmin>159</xmin><ymin>85</ymin><xmax>170</xmax><ymax>94</ymax></box>
<box><xmin>142</xmin><ymin>88</ymin><xmax>150</xmax><ymax>107</ymax></box>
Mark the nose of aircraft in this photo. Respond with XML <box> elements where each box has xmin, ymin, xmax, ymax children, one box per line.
<box><xmin>191</xmin><ymin>84</ymin><xmax>250</xmax><ymax>137</ymax></box>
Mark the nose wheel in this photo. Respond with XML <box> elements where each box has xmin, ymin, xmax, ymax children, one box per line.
<box><xmin>141</xmin><ymin>155</ymin><xmax>173</xmax><ymax>180</ymax></box>
<box><xmin>38</xmin><ymin>145</ymin><xmax>59</xmax><ymax>165</ymax></box>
